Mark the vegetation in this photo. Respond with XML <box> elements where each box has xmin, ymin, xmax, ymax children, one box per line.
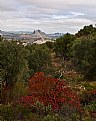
<box><xmin>0</xmin><ymin>41</ymin><xmax>29</xmax><ymax>104</ymax></box>
<box><xmin>0</xmin><ymin>25</ymin><xmax>96</xmax><ymax>120</ymax></box>
<box><xmin>54</xmin><ymin>33</ymin><xmax>75</xmax><ymax>61</ymax></box>
<box><xmin>25</xmin><ymin>44</ymin><xmax>52</xmax><ymax>76</ymax></box>
<box><xmin>72</xmin><ymin>35</ymin><xmax>96</xmax><ymax>80</ymax></box>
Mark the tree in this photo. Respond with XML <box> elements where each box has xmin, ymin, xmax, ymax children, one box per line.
<box><xmin>0</xmin><ymin>35</ymin><xmax>3</xmax><ymax>41</ymax></box>
<box><xmin>75</xmin><ymin>25</ymin><xmax>96</xmax><ymax>37</ymax></box>
<box><xmin>72</xmin><ymin>36</ymin><xmax>96</xmax><ymax>80</ymax></box>
<box><xmin>0</xmin><ymin>41</ymin><xmax>29</xmax><ymax>103</ymax></box>
<box><xmin>45</xmin><ymin>41</ymin><xmax>54</xmax><ymax>50</ymax></box>
<box><xmin>12</xmin><ymin>81</ymin><xmax>28</xmax><ymax>101</ymax></box>
<box><xmin>26</xmin><ymin>44</ymin><xmax>52</xmax><ymax>76</ymax></box>
<box><xmin>53</xmin><ymin>33</ymin><xmax>75</xmax><ymax>77</ymax></box>
<box><xmin>54</xmin><ymin>33</ymin><xmax>75</xmax><ymax>60</ymax></box>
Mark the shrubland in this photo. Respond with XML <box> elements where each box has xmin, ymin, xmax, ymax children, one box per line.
<box><xmin>0</xmin><ymin>25</ymin><xmax>96</xmax><ymax>120</ymax></box>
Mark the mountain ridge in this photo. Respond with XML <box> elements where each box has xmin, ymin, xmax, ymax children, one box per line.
<box><xmin>0</xmin><ymin>29</ymin><xmax>64</xmax><ymax>43</ymax></box>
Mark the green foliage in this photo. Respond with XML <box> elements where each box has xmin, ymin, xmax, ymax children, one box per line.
<box><xmin>26</xmin><ymin>44</ymin><xmax>52</xmax><ymax>75</ymax></box>
<box><xmin>54</xmin><ymin>33</ymin><xmax>75</xmax><ymax>61</ymax></box>
<box><xmin>0</xmin><ymin>41</ymin><xmax>29</xmax><ymax>86</ymax></box>
<box><xmin>83</xmin><ymin>82</ymin><xmax>96</xmax><ymax>91</ymax></box>
<box><xmin>80</xmin><ymin>89</ymin><xmax>96</xmax><ymax>106</ymax></box>
<box><xmin>0</xmin><ymin>35</ymin><xmax>3</xmax><ymax>41</ymax></box>
<box><xmin>0</xmin><ymin>103</ymin><xmax>81</xmax><ymax>121</ymax></box>
<box><xmin>0</xmin><ymin>104</ymin><xmax>33</xmax><ymax>121</ymax></box>
<box><xmin>26</xmin><ymin>112</ymin><xmax>41</xmax><ymax>121</ymax></box>
<box><xmin>0</xmin><ymin>104</ymin><xmax>16</xmax><ymax>121</ymax></box>
<box><xmin>84</xmin><ymin>102</ymin><xmax>96</xmax><ymax>112</ymax></box>
<box><xmin>11</xmin><ymin>81</ymin><xmax>28</xmax><ymax>101</ymax></box>
<box><xmin>72</xmin><ymin>36</ymin><xmax>96</xmax><ymax>80</ymax></box>
<box><xmin>41</xmin><ymin>113</ymin><xmax>81</xmax><ymax>121</ymax></box>
<box><xmin>41</xmin><ymin>114</ymin><xmax>64</xmax><ymax>121</ymax></box>
<box><xmin>75</xmin><ymin>25</ymin><xmax>96</xmax><ymax>37</ymax></box>
<box><xmin>0</xmin><ymin>40</ymin><xmax>29</xmax><ymax>104</ymax></box>
<box><xmin>1</xmin><ymin>25</ymin><xmax>96</xmax><ymax>121</ymax></box>
<box><xmin>83</xmin><ymin>102</ymin><xmax>96</xmax><ymax>120</ymax></box>
<box><xmin>32</xmin><ymin>101</ymin><xmax>53</xmax><ymax>116</ymax></box>
<box><xmin>45</xmin><ymin>41</ymin><xmax>54</xmax><ymax>50</ymax></box>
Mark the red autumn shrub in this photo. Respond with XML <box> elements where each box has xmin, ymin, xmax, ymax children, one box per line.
<box><xmin>20</xmin><ymin>72</ymin><xmax>81</xmax><ymax>112</ymax></box>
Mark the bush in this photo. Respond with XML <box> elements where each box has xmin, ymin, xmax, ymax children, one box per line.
<box><xmin>41</xmin><ymin>114</ymin><xmax>64</xmax><ymax>121</ymax></box>
<box><xmin>83</xmin><ymin>82</ymin><xmax>96</xmax><ymax>91</ymax></box>
<box><xmin>72</xmin><ymin>36</ymin><xmax>96</xmax><ymax>80</ymax></box>
<box><xmin>0</xmin><ymin>104</ymin><xmax>16</xmax><ymax>121</ymax></box>
<box><xmin>0</xmin><ymin>104</ymin><xmax>33</xmax><ymax>121</ymax></box>
<box><xmin>80</xmin><ymin>90</ymin><xmax>96</xmax><ymax>105</ymax></box>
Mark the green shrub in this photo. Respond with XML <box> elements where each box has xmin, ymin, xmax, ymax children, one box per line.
<box><xmin>0</xmin><ymin>104</ymin><xmax>16</xmax><ymax>121</ymax></box>
<box><xmin>83</xmin><ymin>82</ymin><xmax>96</xmax><ymax>91</ymax></box>
<box><xmin>41</xmin><ymin>114</ymin><xmax>64</xmax><ymax>121</ymax></box>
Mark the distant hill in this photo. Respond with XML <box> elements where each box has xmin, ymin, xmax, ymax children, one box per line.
<box><xmin>0</xmin><ymin>30</ymin><xmax>19</xmax><ymax>40</ymax></box>
<box><xmin>47</xmin><ymin>32</ymin><xmax>64</xmax><ymax>40</ymax></box>
<box><xmin>32</xmin><ymin>30</ymin><xmax>48</xmax><ymax>38</ymax></box>
<box><xmin>0</xmin><ymin>29</ymin><xmax>64</xmax><ymax>44</ymax></box>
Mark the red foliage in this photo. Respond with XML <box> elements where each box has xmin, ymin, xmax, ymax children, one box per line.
<box><xmin>20</xmin><ymin>72</ymin><xmax>81</xmax><ymax>112</ymax></box>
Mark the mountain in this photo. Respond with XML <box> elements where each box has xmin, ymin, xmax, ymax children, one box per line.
<box><xmin>33</xmin><ymin>30</ymin><xmax>48</xmax><ymax>38</ymax></box>
<box><xmin>47</xmin><ymin>32</ymin><xmax>64</xmax><ymax>40</ymax></box>
<box><xmin>32</xmin><ymin>30</ymin><xmax>51</xmax><ymax>44</ymax></box>
<box><xmin>0</xmin><ymin>29</ymin><xmax>64</xmax><ymax>44</ymax></box>
<box><xmin>0</xmin><ymin>30</ymin><xmax>19</xmax><ymax>40</ymax></box>
<box><xmin>32</xmin><ymin>30</ymin><xmax>48</xmax><ymax>40</ymax></box>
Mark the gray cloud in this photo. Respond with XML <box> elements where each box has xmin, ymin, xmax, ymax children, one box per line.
<box><xmin>0</xmin><ymin>0</ymin><xmax>96</xmax><ymax>33</ymax></box>
<box><xmin>0</xmin><ymin>0</ymin><xmax>19</xmax><ymax>11</ymax></box>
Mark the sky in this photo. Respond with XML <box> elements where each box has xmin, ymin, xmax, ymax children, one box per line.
<box><xmin>0</xmin><ymin>0</ymin><xmax>96</xmax><ymax>33</ymax></box>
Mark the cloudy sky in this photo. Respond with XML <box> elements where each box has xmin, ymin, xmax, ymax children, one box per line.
<box><xmin>0</xmin><ymin>0</ymin><xmax>96</xmax><ymax>33</ymax></box>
